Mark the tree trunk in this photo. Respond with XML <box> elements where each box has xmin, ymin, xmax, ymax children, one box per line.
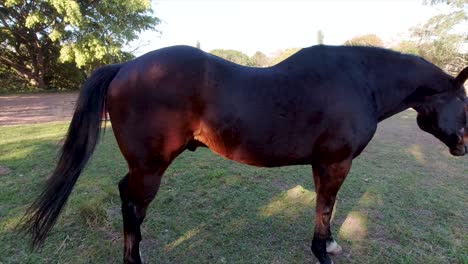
<box><xmin>35</xmin><ymin>75</ymin><xmax>46</xmax><ymax>89</ymax></box>
<box><xmin>0</xmin><ymin>57</ymin><xmax>47</xmax><ymax>89</ymax></box>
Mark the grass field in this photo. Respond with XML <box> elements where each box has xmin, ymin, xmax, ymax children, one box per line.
<box><xmin>0</xmin><ymin>110</ymin><xmax>466</xmax><ymax>264</ymax></box>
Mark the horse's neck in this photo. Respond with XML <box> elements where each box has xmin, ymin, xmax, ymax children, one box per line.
<box><xmin>372</xmin><ymin>67</ymin><xmax>453</xmax><ymax>122</ymax></box>
<box><xmin>374</xmin><ymin>91</ymin><xmax>413</xmax><ymax>121</ymax></box>
<box><xmin>372</xmin><ymin>81</ymin><xmax>416</xmax><ymax>122</ymax></box>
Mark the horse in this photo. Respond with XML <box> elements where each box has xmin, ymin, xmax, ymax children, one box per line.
<box><xmin>21</xmin><ymin>45</ymin><xmax>467</xmax><ymax>264</ymax></box>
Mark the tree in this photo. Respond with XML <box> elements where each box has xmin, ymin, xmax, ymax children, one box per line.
<box><xmin>344</xmin><ymin>34</ymin><xmax>384</xmax><ymax>47</ymax></box>
<box><xmin>250</xmin><ymin>51</ymin><xmax>269</xmax><ymax>67</ymax></box>
<box><xmin>393</xmin><ymin>41</ymin><xmax>420</xmax><ymax>55</ymax></box>
<box><xmin>210</xmin><ymin>49</ymin><xmax>252</xmax><ymax>66</ymax></box>
<box><xmin>317</xmin><ymin>30</ymin><xmax>324</xmax><ymax>45</ymax></box>
<box><xmin>395</xmin><ymin>0</ymin><xmax>467</xmax><ymax>75</ymax></box>
<box><xmin>271</xmin><ymin>48</ymin><xmax>301</xmax><ymax>65</ymax></box>
<box><xmin>0</xmin><ymin>60</ymin><xmax>26</xmax><ymax>92</ymax></box>
<box><xmin>0</xmin><ymin>0</ymin><xmax>159</xmax><ymax>90</ymax></box>
<box><xmin>423</xmin><ymin>0</ymin><xmax>466</xmax><ymax>8</ymax></box>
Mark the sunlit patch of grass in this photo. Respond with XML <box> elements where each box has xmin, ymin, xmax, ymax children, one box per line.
<box><xmin>77</xmin><ymin>198</ymin><xmax>108</xmax><ymax>228</ymax></box>
<box><xmin>357</xmin><ymin>190</ymin><xmax>383</xmax><ymax>208</ymax></box>
<box><xmin>339</xmin><ymin>211</ymin><xmax>367</xmax><ymax>241</ymax></box>
<box><xmin>406</xmin><ymin>144</ymin><xmax>426</xmax><ymax>164</ymax></box>
<box><xmin>0</xmin><ymin>122</ymin><xmax>69</xmax><ymax>145</ymax></box>
<box><xmin>164</xmin><ymin>225</ymin><xmax>203</xmax><ymax>252</ymax></box>
<box><xmin>260</xmin><ymin>185</ymin><xmax>315</xmax><ymax>218</ymax></box>
<box><xmin>0</xmin><ymin>214</ymin><xmax>22</xmax><ymax>232</ymax></box>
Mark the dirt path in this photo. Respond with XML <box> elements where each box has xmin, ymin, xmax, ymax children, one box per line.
<box><xmin>0</xmin><ymin>93</ymin><xmax>78</xmax><ymax>126</ymax></box>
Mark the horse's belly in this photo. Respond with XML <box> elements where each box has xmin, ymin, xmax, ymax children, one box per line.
<box><xmin>231</xmin><ymin>147</ymin><xmax>311</xmax><ymax>167</ymax></box>
<box><xmin>194</xmin><ymin>130</ymin><xmax>311</xmax><ymax>167</ymax></box>
<box><xmin>194</xmin><ymin>110</ymin><xmax>315</xmax><ymax>166</ymax></box>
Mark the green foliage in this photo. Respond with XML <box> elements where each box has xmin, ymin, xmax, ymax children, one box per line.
<box><xmin>271</xmin><ymin>48</ymin><xmax>301</xmax><ymax>65</ymax></box>
<box><xmin>47</xmin><ymin>61</ymin><xmax>87</xmax><ymax>91</ymax></box>
<box><xmin>424</xmin><ymin>0</ymin><xmax>466</xmax><ymax>8</ymax></box>
<box><xmin>395</xmin><ymin>0</ymin><xmax>467</xmax><ymax>75</ymax></box>
<box><xmin>344</xmin><ymin>34</ymin><xmax>384</xmax><ymax>47</ymax></box>
<box><xmin>209</xmin><ymin>48</ymin><xmax>304</xmax><ymax>67</ymax></box>
<box><xmin>0</xmin><ymin>0</ymin><xmax>159</xmax><ymax>90</ymax></box>
<box><xmin>0</xmin><ymin>63</ymin><xmax>31</xmax><ymax>93</ymax></box>
<box><xmin>58</xmin><ymin>0</ymin><xmax>158</xmax><ymax>71</ymax></box>
<box><xmin>393</xmin><ymin>41</ymin><xmax>420</xmax><ymax>55</ymax></box>
<box><xmin>395</xmin><ymin>36</ymin><xmax>466</xmax><ymax>75</ymax></box>
<box><xmin>250</xmin><ymin>51</ymin><xmax>269</xmax><ymax>67</ymax></box>
<box><xmin>210</xmin><ymin>49</ymin><xmax>253</xmax><ymax>66</ymax></box>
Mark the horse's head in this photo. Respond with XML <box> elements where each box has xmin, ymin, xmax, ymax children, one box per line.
<box><xmin>415</xmin><ymin>67</ymin><xmax>468</xmax><ymax>156</ymax></box>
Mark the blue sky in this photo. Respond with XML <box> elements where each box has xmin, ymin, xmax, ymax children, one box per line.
<box><xmin>130</xmin><ymin>0</ymin><xmax>443</xmax><ymax>56</ymax></box>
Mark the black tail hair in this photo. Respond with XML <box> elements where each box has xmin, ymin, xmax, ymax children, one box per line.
<box><xmin>19</xmin><ymin>63</ymin><xmax>122</xmax><ymax>247</ymax></box>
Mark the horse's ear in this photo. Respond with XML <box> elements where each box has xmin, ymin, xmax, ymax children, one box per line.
<box><xmin>455</xmin><ymin>67</ymin><xmax>468</xmax><ymax>87</ymax></box>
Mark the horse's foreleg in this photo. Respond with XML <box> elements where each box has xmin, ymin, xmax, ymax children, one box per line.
<box><xmin>311</xmin><ymin>159</ymin><xmax>351</xmax><ymax>264</ymax></box>
<box><xmin>118</xmin><ymin>160</ymin><xmax>171</xmax><ymax>264</ymax></box>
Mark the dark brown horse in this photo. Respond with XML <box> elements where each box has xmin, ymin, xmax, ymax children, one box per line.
<box><xmin>21</xmin><ymin>45</ymin><xmax>468</xmax><ymax>264</ymax></box>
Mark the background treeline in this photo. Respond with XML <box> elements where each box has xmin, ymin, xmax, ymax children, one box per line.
<box><xmin>0</xmin><ymin>0</ymin><xmax>466</xmax><ymax>93</ymax></box>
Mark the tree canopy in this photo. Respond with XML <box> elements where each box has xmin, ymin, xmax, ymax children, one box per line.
<box><xmin>270</xmin><ymin>48</ymin><xmax>301</xmax><ymax>65</ymax></box>
<box><xmin>344</xmin><ymin>34</ymin><xmax>384</xmax><ymax>47</ymax></box>
<box><xmin>0</xmin><ymin>0</ymin><xmax>159</xmax><ymax>90</ymax></box>
<box><xmin>250</xmin><ymin>51</ymin><xmax>269</xmax><ymax>67</ymax></box>
<box><xmin>210</xmin><ymin>49</ymin><xmax>252</xmax><ymax>66</ymax></box>
<box><xmin>395</xmin><ymin>0</ymin><xmax>467</xmax><ymax>75</ymax></box>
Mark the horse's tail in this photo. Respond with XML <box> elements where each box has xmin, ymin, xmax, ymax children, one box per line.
<box><xmin>19</xmin><ymin>63</ymin><xmax>122</xmax><ymax>247</ymax></box>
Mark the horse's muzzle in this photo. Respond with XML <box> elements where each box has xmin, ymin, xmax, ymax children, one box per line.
<box><xmin>450</xmin><ymin>131</ymin><xmax>468</xmax><ymax>156</ymax></box>
<box><xmin>450</xmin><ymin>145</ymin><xmax>467</xmax><ymax>156</ymax></box>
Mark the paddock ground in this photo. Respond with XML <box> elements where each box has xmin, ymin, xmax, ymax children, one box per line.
<box><xmin>0</xmin><ymin>93</ymin><xmax>77</xmax><ymax>126</ymax></box>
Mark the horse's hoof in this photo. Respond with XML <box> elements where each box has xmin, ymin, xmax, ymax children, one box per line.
<box><xmin>326</xmin><ymin>240</ymin><xmax>343</xmax><ymax>255</ymax></box>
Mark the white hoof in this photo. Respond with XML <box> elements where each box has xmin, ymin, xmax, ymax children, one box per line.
<box><xmin>326</xmin><ymin>240</ymin><xmax>343</xmax><ymax>255</ymax></box>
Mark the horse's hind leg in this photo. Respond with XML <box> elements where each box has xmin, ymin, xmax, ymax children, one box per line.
<box><xmin>117</xmin><ymin>140</ymin><xmax>184</xmax><ymax>264</ymax></box>
<box><xmin>118</xmin><ymin>159</ymin><xmax>169</xmax><ymax>264</ymax></box>
<box><xmin>311</xmin><ymin>159</ymin><xmax>352</xmax><ymax>264</ymax></box>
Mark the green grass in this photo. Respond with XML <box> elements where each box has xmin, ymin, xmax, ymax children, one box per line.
<box><xmin>0</xmin><ymin>111</ymin><xmax>466</xmax><ymax>263</ymax></box>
